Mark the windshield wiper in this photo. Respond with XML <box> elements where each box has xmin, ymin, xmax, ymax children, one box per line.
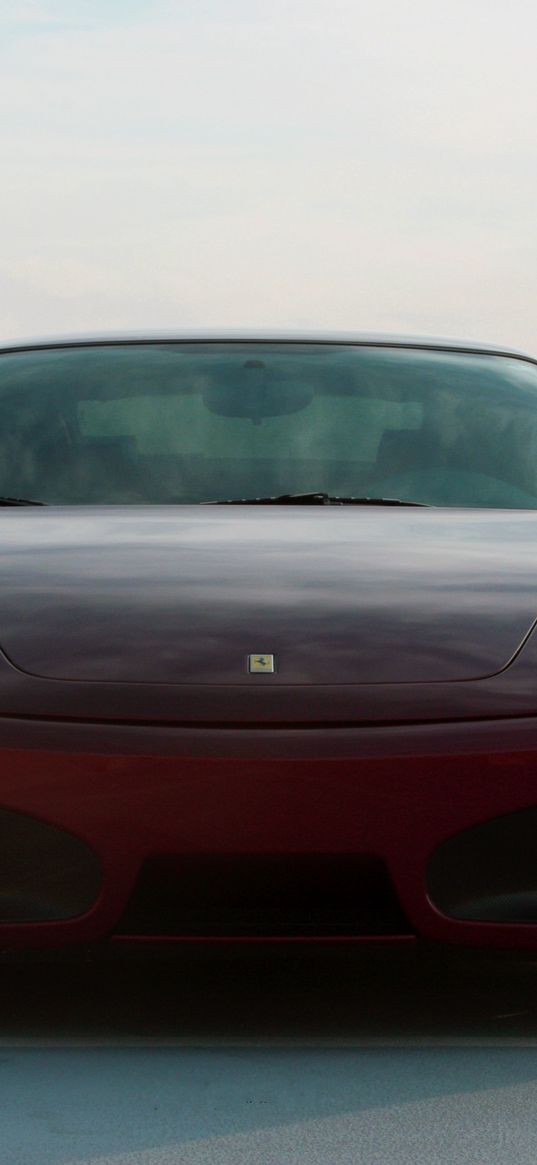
<box><xmin>0</xmin><ymin>496</ymin><xmax>47</xmax><ymax>507</ymax></box>
<box><xmin>203</xmin><ymin>492</ymin><xmax>429</xmax><ymax>506</ymax></box>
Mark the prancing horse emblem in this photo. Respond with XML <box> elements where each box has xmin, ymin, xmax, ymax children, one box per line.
<box><xmin>248</xmin><ymin>654</ymin><xmax>275</xmax><ymax>673</ymax></box>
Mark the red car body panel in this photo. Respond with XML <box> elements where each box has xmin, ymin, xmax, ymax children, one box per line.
<box><xmin>2</xmin><ymin>721</ymin><xmax>537</xmax><ymax>949</ymax></box>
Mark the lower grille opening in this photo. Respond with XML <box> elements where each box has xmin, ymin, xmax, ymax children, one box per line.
<box><xmin>116</xmin><ymin>853</ymin><xmax>412</xmax><ymax>937</ymax></box>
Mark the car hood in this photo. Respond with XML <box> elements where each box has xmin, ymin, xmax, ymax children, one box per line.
<box><xmin>0</xmin><ymin>507</ymin><xmax>537</xmax><ymax>693</ymax></box>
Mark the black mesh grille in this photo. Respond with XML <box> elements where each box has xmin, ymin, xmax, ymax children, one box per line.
<box><xmin>0</xmin><ymin>808</ymin><xmax>101</xmax><ymax>922</ymax></box>
<box><xmin>116</xmin><ymin>853</ymin><xmax>412</xmax><ymax>938</ymax></box>
<box><xmin>428</xmin><ymin>807</ymin><xmax>537</xmax><ymax>923</ymax></box>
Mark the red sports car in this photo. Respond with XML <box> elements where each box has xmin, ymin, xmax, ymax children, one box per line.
<box><xmin>2</xmin><ymin>331</ymin><xmax>537</xmax><ymax>951</ymax></box>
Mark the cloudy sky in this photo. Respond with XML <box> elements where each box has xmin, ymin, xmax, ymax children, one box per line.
<box><xmin>1</xmin><ymin>0</ymin><xmax>536</xmax><ymax>347</ymax></box>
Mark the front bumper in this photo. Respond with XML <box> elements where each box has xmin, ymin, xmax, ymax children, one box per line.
<box><xmin>2</xmin><ymin>714</ymin><xmax>537</xmax><ymax>950</ymax></box>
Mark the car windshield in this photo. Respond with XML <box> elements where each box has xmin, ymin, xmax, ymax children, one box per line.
<box><xmin>2</xmin><ymin>340</ymin><xmax>537</xmax><ymax>507</ymax></box>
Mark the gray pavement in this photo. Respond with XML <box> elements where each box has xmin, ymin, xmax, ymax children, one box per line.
<box><xmin>2</xmin><ymin>945</ymin><xmax>537</xmax><ymax>1163</ymax></box>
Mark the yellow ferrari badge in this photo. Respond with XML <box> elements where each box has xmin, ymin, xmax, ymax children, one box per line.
<box><xmin>248</xmin><ymin>654</ymin><xmax>275</xmax><ymax>673</ymax></box>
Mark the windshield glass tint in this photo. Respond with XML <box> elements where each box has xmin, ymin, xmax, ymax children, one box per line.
<box><xmin>2</xmin><ymin>341</ymin><xmax>537</xmax><ymax>507</ymax></box>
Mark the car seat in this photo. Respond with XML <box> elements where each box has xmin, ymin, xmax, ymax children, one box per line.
<box><xmin>35</xmin><ymin>435</ymin><xmax>148</xmax><ymax>502</ymax></box>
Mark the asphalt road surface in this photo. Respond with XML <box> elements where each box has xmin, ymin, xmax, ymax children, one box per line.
<box><xmin>3</xmin><ymin>943</ymin><xmax>537</xmax><ymax>1164</ymax></box>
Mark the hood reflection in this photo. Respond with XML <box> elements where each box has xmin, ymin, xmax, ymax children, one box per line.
<box><xmin>1</xmin><ymin>507</ymin><xmax>537</xmax><ymax>686</ymax></box>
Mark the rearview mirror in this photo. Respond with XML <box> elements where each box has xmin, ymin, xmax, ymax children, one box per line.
<box><xmin>203</xmin><ymin>361</ymin><xmax>314</xmax><ymax>423</ymax></box>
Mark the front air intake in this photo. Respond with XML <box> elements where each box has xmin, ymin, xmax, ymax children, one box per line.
<box><xmin>116</xmin><ymin>852</ymin><xmax>412</xmax><ymax>938</ymax></box>
<box><xmin>0</xmin><ymin>808</ymin><xmax>101</xmax><ymax>922</ymax></box>
<box><xmin>428</xmin><ymin>807</ymin><xmax>537</xmax><ymax>922</ymax></box>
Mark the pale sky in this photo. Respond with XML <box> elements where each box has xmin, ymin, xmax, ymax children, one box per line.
<box><xmin>1</xmin><ymin>0</ymin><xmax>537</xmax><ymax>349</ymax></box>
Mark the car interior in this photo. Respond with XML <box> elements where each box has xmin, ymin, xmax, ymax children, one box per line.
<box><xmin>2</xmin><ymin>343</ymin><xmax>537</xmax><ymax>507</ymax></box>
